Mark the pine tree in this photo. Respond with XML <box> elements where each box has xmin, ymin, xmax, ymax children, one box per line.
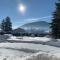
<box><xmin>1</xmin><ymin>16</ymin><xmax>12</xmax><ymax>33</ymax></box>
<box><xmin>1</xmin><ymin>19</ymin><xmax>5</xmax><ymax>31</ymax></box>
<box><xmin>51</xmin><ymin>0</ymin><xmax>60</xmax><ymax>39</ymax></box>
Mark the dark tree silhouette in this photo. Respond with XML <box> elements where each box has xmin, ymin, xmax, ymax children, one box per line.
<box><xmin>1</xmin><ymin>16</ymin><xmax>12</xmax><ymax>33</ymax></box>
<box><xmin>1</xmin><ymin>19</ymin><xmax>5</xmax><ymax>31</ymax></box>
<box><xmin>51</xmin><ymin>0</ymin><xmax>60</xmax><ymax>39</ymax></box>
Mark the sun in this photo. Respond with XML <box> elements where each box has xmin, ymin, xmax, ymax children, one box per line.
<box><xmin>18</xmin><ymin>4</ymin><xmax>26</xmax><ymax>14</ymax></box>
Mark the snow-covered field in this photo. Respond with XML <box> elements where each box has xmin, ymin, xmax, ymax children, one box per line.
<box><xmin>7</xmin><ymin>35</ymin><xmax>50</xmax><ymax>42</ymax></box>
<box><xmin>7</xmin><ymin>35</ymin><xmax>60</xmax><ymax>47</ymax></box>
<box><xmin>0</xmin><ymin>35</ymin><xmax>60</xmax><ymax>60</ymax></box>
<box><xmin>0</xmin><ymin>43</ymin><xmax>60</xmax><ymax>60</ymax></box>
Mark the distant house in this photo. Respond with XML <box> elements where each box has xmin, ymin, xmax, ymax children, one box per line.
<box><xmin>12</xmin><ymin>28</ymin><xmax>26</xmax><ymax>36</ymax></box>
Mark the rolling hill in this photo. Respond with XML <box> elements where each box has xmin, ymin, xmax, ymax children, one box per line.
<box><xmin>20</xmin><ymin>21</ymin><xmax>50</xmax><ymax>33</ymax></box>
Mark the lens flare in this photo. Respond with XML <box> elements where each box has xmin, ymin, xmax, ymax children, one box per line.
<box><xmin>18</xmin><ymin>3</ymin><xmax>26</xmax><ymax>14</ymax></box>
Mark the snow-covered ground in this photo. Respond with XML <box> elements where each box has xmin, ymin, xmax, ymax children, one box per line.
<box><xmin>7</xmin><ymin>35</ymin><xmax>60</xmax><ymax>47</ymax></box>
<box><xmin>0</xmin><ymin>48</ymin><xmax>32</xmax><ymax>60</ymax></box>
<box><xmin>0</xmin><ymin>43</ymin><xmax>60</xmax><ymax>60</ymax></box>
<box><xmin>0</xmin><ymin>35</ymin><xmax>60</xmax><ymax>60</ymax></box>
<box><xmin>7</xmin><ymin>35</ymin><xmax>50</xmax><ymax>42</ymax></box>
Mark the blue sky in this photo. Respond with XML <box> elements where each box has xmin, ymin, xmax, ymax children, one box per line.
<box><xmin>0</xmin><ymin>0</ymin><xmax>57</xmax><ymax>28</ymax></box>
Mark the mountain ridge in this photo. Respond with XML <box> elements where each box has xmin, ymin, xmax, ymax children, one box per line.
<box><xmin>20</xmin><ymin>21</ymin><xmax>50</xmax><ymax>33</ymax></box>
<box><xmin>20</xmin><ymin>21</ymin><xmax>49</xmax><ymax>28</ymax></box>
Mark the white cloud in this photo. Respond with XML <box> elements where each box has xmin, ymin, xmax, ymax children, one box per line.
<box><xmin>15</xmin><ymin>15</ymin><xmax>52</xmax><ymax>25</ymax></box>
<box><xmin>24</xmin><ymin>15</ymin><xmax>52</xmax><ymax>23</ymax></box>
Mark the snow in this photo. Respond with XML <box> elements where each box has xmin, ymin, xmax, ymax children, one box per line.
<box><xmin>6</xmin><ymin>35</ymin><xmax>60</xmax><ymax>47</ymax></box>
<box><xmin>24</xmin><ymin>52</ymin><xmax>60</xmax><ymax>60</ymax></box>
<box><xmin>0</xmin><ymin>43</ymin><xmax>60</xmax><ymax>60</ymax></box>
<box><xmin>22</xmin><ymin>37</ymin><xmax>50</xmax><ymax>42</ymax></box>
<box><xmin>0</xmin><ymin>43</ymin><xmax>60</xmax><ymax>54</ymax></box>
<box><xmin>1</xmin><ymin>35</ymin><xmax>60</xmax><ymax>60</ymax></box>
<box><xmin>0</xmin><ymin>48</ymin><xmax>34</xmax><ymax>60</ymax></box>
<box><xmin>7</xmin><ymin>35</ymin><xmax>50</xmax><ymax>42</ymax></box>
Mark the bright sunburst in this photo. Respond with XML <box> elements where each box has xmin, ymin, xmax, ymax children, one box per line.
<box><xmin>18</xmin><ymin>3</ymin><xmax>26</xmax><ymax>14</ymax></box>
